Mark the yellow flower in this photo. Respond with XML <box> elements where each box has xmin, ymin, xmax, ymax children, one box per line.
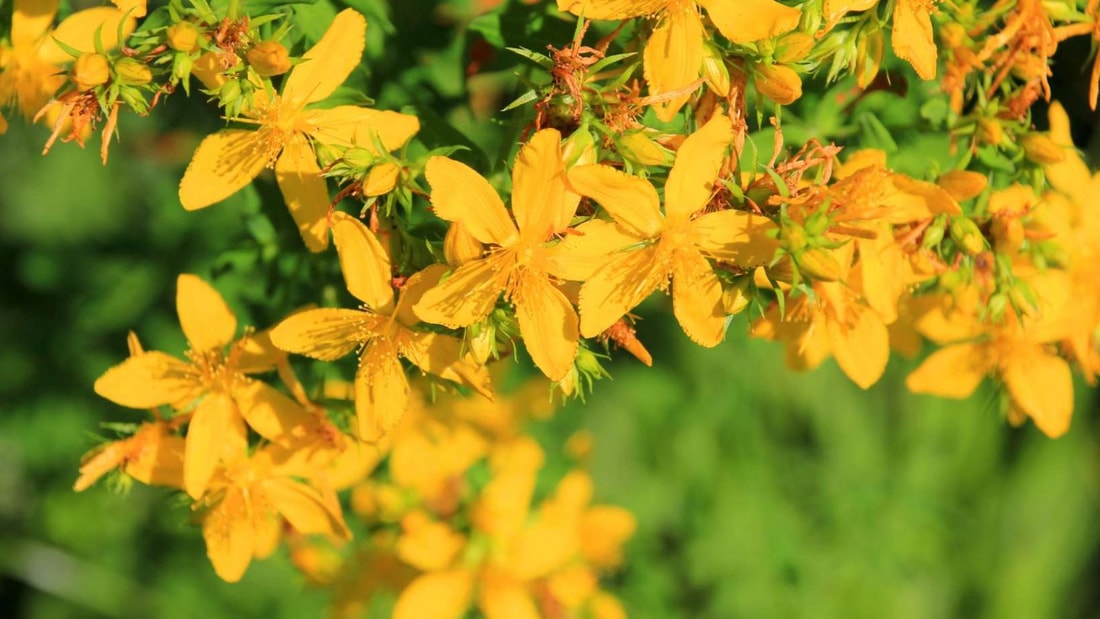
<box><xmin>412</xmin><ymin>129</ymin><xmax>581</xmax><ymax>381</ymax></box>
<box><xmin>74</xmin><ymin>421</ymin><xmax>185</xmax><ymax>492</ymax></box>
<box><xmin>557</xmin><ymin>0</ymin><xmax>801</xmax><ymax>120</ymax></box>
<box><xmin>892</xmin><ymin>0</ymin><xmax>938</xmax><ymax>79</ymax></box>
<box><xmin>197</xmin><ymin>445</ymin><xmax>350</xmax><ymax>582</ymax></box>
<box><xmin>177</xmin><ymin>9</ymin><xmax>420</xmax><ymax>252</ymax></box>
<box><xmin>563</xmin><ymin>115</ymin><xmax>778</xmax><ymax>345</ymax></box>
<box><xmin>94</xmin><ymin>274</ymin><xmax>312</xmax><ymax>498</ymax></box>
<box><xmin>271</xmin><ymin>214</ymin><xmax>493</xmax><ymax>441</ymax></box>
<box><xmin>0</xmin><ymin>0</ymin><xmax>133</xmax><ymax>131</ymax></box>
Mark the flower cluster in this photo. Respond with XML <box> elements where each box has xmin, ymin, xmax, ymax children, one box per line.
<box><xmin>4</xmin><ymin>0</ymin><xmax>1100</xmax><ymax>615</ymax></box>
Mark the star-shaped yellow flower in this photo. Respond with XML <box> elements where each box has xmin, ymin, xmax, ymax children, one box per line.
<box><xmin>178</xmin><ymin>9</ymin><xmax>419</xmax><ymax>251</ymax></box>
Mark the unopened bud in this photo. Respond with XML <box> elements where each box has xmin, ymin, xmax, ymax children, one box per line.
<box><xmin>362</xmin><ymin>162</ymin><xmax>400</xmax><ymax>197</ymax></box>
<box><xmin>753</xmin><ymin>63</ymin><xmax>802</xmax><ymax>105</ymax></box>
<box><xmin>855</xmin><ymin>28</ymin><xmax>884</xmax><ymax>88</ymax></box>
<box><xmin>781</xmin><ymin>222</ymin><xmax>809</xmax><ymax>252</ymax></box>
<box><xmin>776</xmin><ymin>32</ymin><xmax>815</xmax><ymax>63</ymax></box>
<box><xmin>72</xmin><ymin>53</ymin><xmax>110</xmax><ymax>91</ymax></box>
<box><xmin>921</xmin><ymin>216</ymin><xmax>946</xmax><ymax>248</ymax></box>
<box><xmin>247</xmin><ymin>40</ymin><xmax>291</xmax><ymax>77</ymax></box>
<box><xmin>219</xmin><ymin>79</ymin><xmax>242</xmax><ymax>105</ymax></box>
<box><xmin>1036</xmin><ymin>240</ymin><xmax>1068</xmax><ymax>268</ymax></box>
<box><xmin>940</xmin><ymin>22</ymin><xmax>967</xmax><ymax>48</ymax></box>
<box><xmin>796</xmin><ymin>247</ymin><xmax>843</xmax><ymax>282</ymax></box>
<box><xmin>444</xmin><ymin>223</ymin><xmax>482</xmax><ymax>267</ymax></box>
<box><xmin>114</xmin><ymin>57</ymin><xmax>152</xmax><ymax>86</ymax></box>
<box><xmin>166</xmin><ymin>22</ymin><xmax>200</xmax><ymax>53</ymax></box>
<box><xmin>722</xmin><ymin>278</ymin><xmax>752</xmax><ymax>315</ymax></box>
<box><xmin>465</xmin><ymin>320</ymin><xmax>495</xmax><ymax>365</ymax></box>
<box><xmin>1021</xmin><ymin>133</ymin><xmax>1066</xmax><ymax>165</ymax></box>
<box><xmin>562</xmin><ymin>127</ymin><xmax>597</xmax><ymax>167</ymax></box>
<box><xmin>949</xmin><ymin>216</ymin><xmax>985</xmax><ymax>255</ymax></box>
<box><xmin>618</xmin><ymin>131</ymin><xmax>668</xmax><ymax>166</ymax></box>
<box><xmin>991</xmin><ymin>216</ymin><xmax>1024</xmax><ymax>253</ymax></box>
<box><xmin>987</xmin><ymin>292</ymin><xmax>1008</xmax><ymax>321</ymax></box>
<box><xmin>936</xmin><ymin>170</ymin><xmax>987</xmax><ymax>201</ymax></box>
<box><xmin>977</xmin><ymin>118</ymin><xmax>1003</xmax><ymax>146</ymax></box>
<box><xmin>701</xmin><ymin>43</ymin><xmax>731</xmax><ymax>96</ymax></box>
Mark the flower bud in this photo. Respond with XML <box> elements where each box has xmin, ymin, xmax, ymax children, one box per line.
<box><xmin>72</xmin><ymin>53</ymin><xmax>110</xmax><ymax>92</ymax></box>
<box><xmin>361</xmin><ymin>162</ymin><xmax>400</xmax><ymax>197</ymax></box>
<box><xmin>987</xmin><ymin>292</ymin><xmax>1008</xmax><ymax>322</ymax></box>
<box><xmin>219</xmin><ymin>78</ymin><xmax>242</xmax><ymax>105</ymax></box>
<box><xmin>465</xmin><ymin>320</ymin><xmax>495</xmax><ymax>365</ymax></box>
<box><xmin>781</xmin><ymin>222</ymin><xmax>808</xmax><ymax>252</ymax></box>
<box><xmin>444</xmin><ymin>223</ymin><xmax>482</xmax><ymax>267</ymax></box>
<box><xmin>166</xmin><ymin>22</ymin><xmax>201</xmax><ymax>53</ymax></box>
<box><xmin>854</xmin><ymin>28</ymin><xmax>884</xmax><ymax>88</ymax></box>
<box><xmin>562</xmin><ymin>127</ymin><xmax>597</xmax><ymax>167</ymax></box>
<box><xmin>940</xmin><ymin>22</ymin><xmax>967</xmax><ymax>48</ymax></box>
<box><xmin>921</xmin><ymin>216</ymin><xmax>946</xmax><ymax>248</ymax></box>
<box><xmin>1036</xmin><ymin>240</ymin><xmax>1068</xmax><ymax>268</ymax></box>
<box><xmin>977</xmin><ymin>117</ymin><xmax>1003</xmax><ymax>146</ymax></box>
<box><xmin>701</xmin><ymin>43</ymin><xmax>730</xmax><ymax>96</ymax></box>
<box><xmin>796</xmin><ymin>248</ymin><xmax>842</xmax><ymax>282</ymax></box>
<box><xmin>991</xmin><ymin>216</ymin><xmax>1024</xmax><ymax>253</ymax></box>
<box><xmin>776</xmin><ymin>32</ymin><xmax>815</xmax><ymax>63</ymax></box>
<box><xmin>722</xmin><ymin>278</ymin><xmax>752</xmax><ymax>315</ymax></box>
<box><xmin>114</xmin><ymin>57</ymin><xmax>153</xmax><ymax>86</ymax></box>
<box><xmin>1020</xmin><ymin>133</ymin><xmax>1066</xmax><ymax>165</ymax></box>
<box><xmin>753</xmin><ymin>63</ymin><xmax>802</xmax><ymax>105</ymax></box>
<box><xmin>247</xmin><ymin>40</ymin><xmax>291</xmax><ymax>77</ymax></box>
<box><xmin>949</xmin><ymin>216</ymin><xmax>985</xmax><ymax>255</ymax></box>
<box><xmin>618</xmin><ymin>131</ymin><xmax>668</xmax><ymax>166</ymax></box>
<box><xmin>936</xmin><ymin>170</ymin><xmax>987</xmax><ymax>201</ymax></box>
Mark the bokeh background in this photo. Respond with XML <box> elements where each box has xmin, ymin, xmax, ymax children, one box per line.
<box><xmin>3</xmin><ymin>1</ymin><xmax>1100</xmax><ymax>618</ymax></box>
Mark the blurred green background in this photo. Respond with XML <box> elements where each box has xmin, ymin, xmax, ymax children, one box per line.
<box><xmin>4</xmin><ymin>0</ymin><xmax>1100</xmax><ymax>618</ymax></box>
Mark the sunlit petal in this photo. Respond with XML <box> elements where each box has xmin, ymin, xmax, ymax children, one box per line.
<box><xmin>177</xmin><ymin>273</ymin><xmax>238</xmax><ymax>351</ymax></box>
<box><xmin>567</xmin><ymin>165</ymin><xmax>662</xmax><ymax>238</ymax></box>
<box><xmin>426</xmin><ymin>156</ymin><xmax>519</xmax><ymax>246</ymax></box>
<box><xmin>179</xmin><ymin>130</ymin><xmax>267</xmax><ymax>211</ymax></box>
<box><xmin>275</xmin><ymin>135</ymin><xmax>331</xmax><ymax>252</ymax></box>
<box><xmin>282</xmin><ymin>8</ymin><xmax>366</xmax><ymax>105</ymax></box>
<box><xmin>665</xmin><ymin>114</ymin><xmax>732</xmax><ymax>220</ymax></box>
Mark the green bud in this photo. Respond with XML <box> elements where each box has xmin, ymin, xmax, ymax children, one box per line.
<box><xmin>949</xmin><ymin>216</ymin><xmax>985</xmax><ymax>255</ymax></box>
<box><xmin>114</xmin><ymin>57</ymin><xmax>153</xmax><ymax>86</ymax></box>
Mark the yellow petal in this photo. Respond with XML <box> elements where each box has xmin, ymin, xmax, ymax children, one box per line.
<box><xmin>567</xmin><ymin>165</ymin><xmax>662</xmax><ymax>238</ymax></box>
<box><xmin>690</xmin><ymin>210</ymin><xmax>779</xmax><ymax>265</ymax></box>
<box><xmin>271</xmin><ymin>308</ymin><xmax>377</xmax><ymax>360</ymax></box>
<box><xmin>178</xmin><ymin>130</ymin><xmax>267</xmax><ymax>211</ymax></box>
<box><xmin>1003</xmin><ymin>350</ymin><xmax>1073</xmax><ymax>438</ymax></box>
<box><xmin>309</xmin><ymin>107</ymin><xmax>420</xmax><ymax>152</ymax></box>
<box><xmin>264</xmin><ymin>477</ymin><xmax>350</xmax><ymax>539</ymax></box>
<box><xmin>38</xmin><ymin>7</ymin><xmax>132</xmax><ymax>65</ymax></box>
<box><xmin>94</xmin><ymin>351</ymin><xmax>197</xmax><ymax>409</ymax></box>
<box><xmin>202</xmin><ymin>487</ymin><xmax>254</xmax><ymax>582</ymax></box>
<box><xmin>403</xmin><ymin>331</ymin><xmax>494</xmax><ymax>400</ymax></box>
<box><xmin>905</xmin><ymin>344</ymin><xmax>985</xmax><ymax>398</ymax></box>
<box><xmin>891</xmin><ymin>0</ymin><xmax>937</xmax><ymax>80</ymax></box>
<box><xmin>512</xmin><ymin>128</ymin><xmax>571</xmax><ymax>240</ymax></box>
<box><xmin>13</xmin><ymin>0</ymin><xmax>59</xmax><ymax>49</ymax></box>
<box><xmin>184</xmin><ymin>392</ymin><xmax>245</xmax><ymax>499</ymax></box>
<box><xmin>1045</xmin><ymin>102</ymin><xmax>1091</xmax><ymax>199</ymax></box>
<box><xmin>479</xmin><ymin>574</ymin><xmax>540</xmax><ymax>619</ymax></box>
<box><xmin>177</xmin><ymin>273</ymin><xmax>237</xmax><ymax>351</ymax></box>
<box><xmin>235</xmin><ymin>329</ymin><xmax>283</xmax><ymax>374</ymax></box>
<box><xmin>556</xmin><ymin>0</ymin><xmax>666</xmax><ymax>19</ymax></box>
<box><xmin>275</xmin><ymin>134</ymin><xmax>331</xmax><ymax>252</ymax></box>
<box><xmin>395</xmin><ymin>264</ymin><xmax>449</xmax><ymax>326</ymax></box>
<box><xmin>282</xmin><ymin>8</ymin><xmax>366</xmax><ymax>105</ymax></box>
<box><xmin>700</xmin><ymin>0</ymin><xmax>801</xmax><ymax>44</ymax></box>
<box><xmin>643</xmin><ymin>6</ymin><xmax>704</xmax><ymax>122</ymax></box>
<box><xmin>362</xmin><ymin>162</ymin><xmax>400</xmax><ymax>196</ymax></box>
<box><xmin>124</xmin><ymin>427</ymin><xmax>185</xmax><ymax>490</ymax></box>
<box><xmin>233</xmin><ymin>380</ymin><xmax>312</xmax><ymax>443</ymax></box>
<box><xmin>581</xmin><ymin>506</ymin><xmax>636</xmax><ymax>568</ymax></box>
<box><xmin>393</xmin><ymin>570</ymin><xmax>474</xmax><ymax>619</ymax></box>
<box><xmin>827</xmin><ymin>304</ymin><xmax>889</xmax><ymax>389</ymax></box>
<box><xmin>191</xmin><ymin>51</ymin><xmax>231</xmax><ymax>92</ymax></box>
<box><xmin>397</xmin><ymin>514</ymin><xmax>466</xmax><ymax>571</ymax></box>
<box><xmin>578</xmin><ymin>246</ymin><xmax>662</xmax><ymax>338</ymax></box>
<box><xmin>665</xmin><ymin>114</ymin><xmax>732</xmax><ymax>220</ymax></box>
<box><xmin>426</xmin><ymin>156</ymin><xmax>519</xmax><ymax>246</ymax></box>
<box><xmin>515</xmin><ymin>275</ymin><xmax>580</xmax><ymax>381</ymax></box>
<box><xmin>332</xmin><ymin>214</ymin><xmax>395</xmax><ymax>311</ymax></box>
<box><xmin>671</xmin><ymin>249</ymin><xmax>726</xmax><ymax>347</ymax></box>
<box><xmin>548</xmin><ymin>219</ymin><xmax>641</xmax><ymax>282</ymax></box>
<box><xmin>355</xmin><ymin>345</ymin><xmax>409</xmax><ymax>441</ymax></box>
<box><xmin>413</xmin><ymin>254</ymin><xmax>510</xmax><ymax>328</ymax></box>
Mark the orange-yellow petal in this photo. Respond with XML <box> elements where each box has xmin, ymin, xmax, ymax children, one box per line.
<box><xmin>827</xmin><ymin>304</ymin><xmax>889</xmax><ymax>389</ymax></box>
<box><xmin>264</xmin><ymin>477</ymin><xmax>350</xmax><ymax>539</ymax></box>
<box><xmin>578</xmin><ymin>247</ymin><xmax>662</xmax><ymax>338</ymax></box>
<box><xmin>332</xmin><ymin>214</ymin><xmax>395</xmax><ymax>311</ymax></box>
<box><xmin>202</xmin><ymin>487</ymin><xmax>255</xmax><ymax>583</ymax></box>
<box><xmin>671</xmin><ymin>249</ymin><xmax>726</xmax><ymax>347</ymax></box>
<box><xmin>556</xmin><ymin>0</ymin><xmax>666</xmax><ymax>19</ymax></box>
<box><xmin>512</xmin><ymin>128</ymin><xmax>570</xmax><ymax>241</ymax></box>
<box><xmin>548</xmin><ymin>219</ymin><xmax>641</xmax><ymax>282</ymax></box>
<box><xmin>123</xmin><ymin>425</ymin><xmax>185</xmax><ymax>489</ymax></box>
<box><xmin>271</xmin><ymin>308</ymin><xmax>378</xmax><ymax>361</ymax></box>
<box><xmin>413</xmin><ymin>254</ymin><xmax>510</xmax><ymax>328</ymax></box>
<box><xmin>402</xmin><ymin>331</ymin><xmax>494</xmax><ymax>400</ymax></box>
<box><xmin>233</xmin><ymin>380</ymin><xmax>312</xmax><ymax>443</ymax></box>
<box><xmin>665</xmin><ymin>114</ymin><xmax>732</xmax><ymax>220</ymax></box>
<box><xmin>567</xmin><ymin>165</ymin><xmax>662</xmax><ymax>238</ymax></box>
<box><xmin>178</xmin><ymin>130</ymin><xmax>267</xmax><ymax>211</ymax></box>
<box><xmin>700</xmin><ymin>0</ymin><xmax>801</xmax><ymax>44</ymax></box>
<box><xmin>479</xmin><ymin>573</ymin><xmax>540</xmax><ymax>619</ymax></box>
<box><xmin>38</xmin><ymin>7</ymin><xmax>132</xmax><ymax>65</ymax></box>
<box><xmin>12</xmin><ymin>0</ymin><xmax>59</xmax><ymax>49</ymax></box>
<box><xmin>395</xmin><ymin>264</ymin><xmax>450</xmax><ymax>327</ymax></box>
<box><xmin>184</xmin><ymin>392</ymin><xmax>245</xmax><ymax>499</ymax></box>
<box><xmin>690</xmin><ymin>210</ymin><xmax>779</xmax><ymax>265</ymax></box>
<box><xmin>393</xmin><ymin>570</ymin><xmax>474</xmax><ymax>619</ymax></box>
<box><xmin>426</xmin><ymin>156</ymin><xmax>519</xmax><ymax>246</ymax></box>
<box><xmin>308</xmin><ymin>107</ymin><xmax>420</xmax><ymax>152</ymax></box>
<box><xmin>580</xmin><ymin>506</ymin><xmax>636</xmax><ymax>568</ymax></box>
<box><xmin>275</xmin><ymin>134</ymin><xmax>331</xmax><ymax>252</ymax></box>
<box><xmin>643</xmin><ymin>5</ymin><xmax>704</xmax><ymax>122</ymax></box>
<box><xmin>905</xmin><ymin>343</ymin><xmax>986</xmax><ymax>398</ymax></box>
<box><xmin>177</xmin><ymin>273</ymin><xmax>237</xmax><ymax>351</ymax></box>
<box><xmin>282</xmin><ymin>9</ymin><xmax>366</xmax><ymax>105</ymax></box>
<box><xmin>514</xmin><ymin>275</ymin><xmax>579</xmax><ymax>381</ymax></box>
<box><xmin>93</xmin><ymin>351</ymin><xmax>198</xmax><ymax>409</ymax></box>
<box><xmin>1003</xmin><ymin>350</ymin><xmax>1073</xmax><ymax>438</ymax></box>
<box><xmin>355</xmin><ymin>345</ymin><xmax>409</xmax><ymax>441</ymax></box>
<box><xmin>891</xmin><ymin>0</ymin><xmax>937</xmax><ymax>80</ymax></box>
